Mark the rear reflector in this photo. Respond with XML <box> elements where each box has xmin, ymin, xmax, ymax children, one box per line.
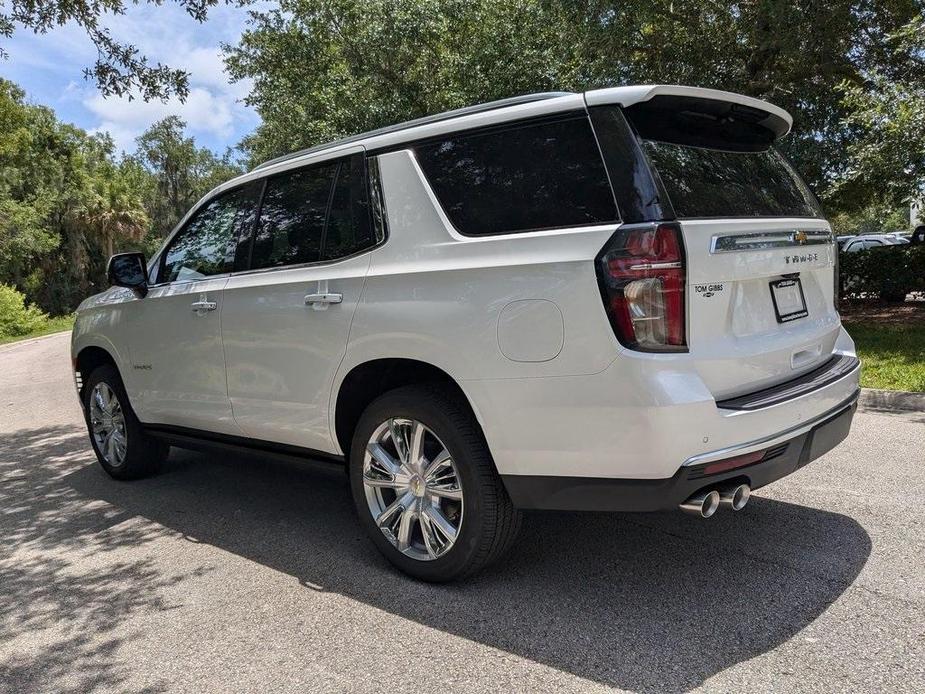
<box><xmin>596</xmin><ymin>223</ymin><xmax>687</xmax><ymax>351</ymax></box>
<box><xmin>702</xmin><ymin>450</ymin><xmax>766</xmax><ymax>476</ymax></box>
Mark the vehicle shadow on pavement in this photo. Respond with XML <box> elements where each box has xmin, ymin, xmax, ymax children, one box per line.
<box><xmin>4</xmin><ymin>425</ymin><xmax>871</xmax><ymax>693</ymax></box>
<box><xmin>0</xmin><ymin>425</ymin><xmax>189</xmax><ymax>693</ymax></box>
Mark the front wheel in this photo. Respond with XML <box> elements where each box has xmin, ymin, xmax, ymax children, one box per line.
<box><xmin>83</xmin><ymin>364</ymin><xmax>168</xmax><ymax>480</ymax></box>
<box><xmin>349</xmin><ymin>385</ymin><xmax>522</xmax><ymax>582</ymax></box>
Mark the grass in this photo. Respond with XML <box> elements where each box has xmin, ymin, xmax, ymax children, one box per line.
<box><xmin>0</xmin><ymin>314</ymin><xmax>75</xmax><ymax>346</ymax></box>
<box><xmin>844</xmin><ymin>322</ymin><xmax>925</xmax><ymax>392</ymax></box>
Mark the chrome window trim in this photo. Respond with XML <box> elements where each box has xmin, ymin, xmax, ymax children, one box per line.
<box><xmin>146</xmin><ymin>272</ymin><xmax>233</xmax><ymax>290</ymax></box>
<box><xmin>147</xmin><ymin>224</ymin><xmax>387</xmax><ymax>288</ymax></box>
<box><xmin>710</xmin><ymin>229</ymin><xmax>833</xmax><ymax>253</ymax></box>
<box><xmin>230</xmin><ymin>240</ymin><xmax>387</xmax><ymax>279</ymax></box>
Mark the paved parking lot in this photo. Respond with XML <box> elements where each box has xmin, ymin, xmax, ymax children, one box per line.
<box><xmin>1</xmin><ymin>332</ymin><xmax>923</xmax><ymax>693</ymax></box>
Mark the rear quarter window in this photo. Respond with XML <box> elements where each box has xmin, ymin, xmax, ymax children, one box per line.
<box><xmin>413</xmin><ymin>115</ymin><xmax>618</xmax><ymax>235</ymax></box>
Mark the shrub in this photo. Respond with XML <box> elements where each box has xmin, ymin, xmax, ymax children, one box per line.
<box><xmin>0</xmin><ymin>284</ymin><xmax>50</xmax><ymax>338</ymax></box>
<box><xmin>840</xmin><ymin>244</ymin><xmax>925</xmax><ymax>302</ymax></box>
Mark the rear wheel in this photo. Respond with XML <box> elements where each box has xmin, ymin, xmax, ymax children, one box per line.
<box><xmin>83</xmin><ymin>364</ymin><xmax>168</xmax><ymax>480</ymax></box>
<box><xmin>349</xmin><ymin>385</ymin><xmax>521</xmax><ymax>582</ymax></box>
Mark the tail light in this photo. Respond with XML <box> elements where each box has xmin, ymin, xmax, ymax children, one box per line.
<box><xmin>596</xmin><ymin>222</ymin><xmax>687</xmax><ymax>352</ymax></box>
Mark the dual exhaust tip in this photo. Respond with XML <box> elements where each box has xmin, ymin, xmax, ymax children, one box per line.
<box><xmin>680</xmin><ymin>483</ymin><xmax>750</xmax><ymax>518</ymax></box>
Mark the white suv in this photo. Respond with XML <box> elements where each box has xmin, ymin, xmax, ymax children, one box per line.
<box><xmin>72</xmin><ymin>85</ymin><xmax>860</xmax><ymax>581</ymax></box>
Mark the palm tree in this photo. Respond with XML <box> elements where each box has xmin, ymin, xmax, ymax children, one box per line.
<box><xmin>82</xmin><ymin>174</ymin><xmax>149</xmax><ymax>258</ymax></box>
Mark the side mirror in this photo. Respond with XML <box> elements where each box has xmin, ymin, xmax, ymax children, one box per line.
<box><xmin>107</xmin><ymin>252</ymin><xmax>149</xmax><ymax>297</ymax></box>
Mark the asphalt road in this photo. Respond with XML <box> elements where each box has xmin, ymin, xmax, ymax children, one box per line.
<box><xmin>1</xmin><ymin>332</ymin><xmax>923</xmax><ymax>693</ymax></box>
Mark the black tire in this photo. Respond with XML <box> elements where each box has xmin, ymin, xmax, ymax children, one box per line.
<box><xmin>82</xmin><ymin>364</ymin><xmax>168</xmax><ymax>480</ymax></box>
<box><xmin>349</xmin><ymin>385</ymin><xmax>522</xmax><ymax>582</ymax></box>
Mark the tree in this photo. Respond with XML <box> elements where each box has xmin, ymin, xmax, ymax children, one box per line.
<box><xmin>824</xmin><ymin>18</ymin><xmax>925</xmax><ymax>212</ymax></box>
<box><xmin>828</xmin><ymin>203</ymin><xmax>911</xmax><ymax>236</ymax></box>
<box><xmin>132</xmin><ymin>116</ymin><xmax>244</xmax><ymax>237</ymax></box>
<box><xmin>225</xmin><ymin>0</ymin><xmax>589</xmax><ymax>163</ymax></box>
<box><xmin>0</xmin><ymin>77</ymin><xmax>151</xmax><ymax>312</ymax></box>
<box><xmin>0</xmin><ymin>80</ymin><xmax>63</xmax><ymax>288</ymax></box>
<box><xmin>225</xmin><ymin>0</ymin><xmax>925</xmax><ymax>213</ymax></box>
<box><xmin>81</xmin><ymin>166</ymin><xmax>150</xmax><ymax>258</ymax></box>
<box><xmin>0</xmin><ymin>0</ymin><xmax>221</xmax><ymax>100</ymax></box>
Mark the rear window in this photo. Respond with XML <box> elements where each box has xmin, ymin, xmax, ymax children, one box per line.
<box><xmin>414</xmin><ymin>115</ymin><xmax>617</xmax><ymax>235</ymax></box>
<box><xmin>642</xmin><ymin>141</ymin><xmax>823</xmax><ymax>219</ymax></box>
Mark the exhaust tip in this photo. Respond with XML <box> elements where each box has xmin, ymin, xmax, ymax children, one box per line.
<box><xmin>719</xmin><ymin>484</ymin><xmax>751</xmax><ymax>511</ymax></box>
<box><xmin>680</xmin><ymin>489</ymin><xmax>721</xmax><ymax>518</ymax></box>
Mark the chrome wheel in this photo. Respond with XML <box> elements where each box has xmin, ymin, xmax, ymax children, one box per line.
<box><xmin>362</xmin><ymin>418</ymin><xmax>463</xmax><ymax>561</ymax></box>
<box><xmin>89</xmin><ymin>382</ymin><xmax>128</xmax><ymax>467</ymax></box>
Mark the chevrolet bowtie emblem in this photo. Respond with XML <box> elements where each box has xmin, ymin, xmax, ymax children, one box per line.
<box><xmin>794</xmin><ymin>231</ymin><xmax>808</xmax><ymax>244</ymax></box>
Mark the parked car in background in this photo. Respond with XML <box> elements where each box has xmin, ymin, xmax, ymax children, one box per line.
<box><xmin>71</xmin><ymin>85</ymin><xmax>860</xmax><ymax>581</ymax></box>
<box><xmin>841</xmin><ymin>234</ymin><xmax>906</xmax><ymax>252</ymax></box>
<box><xmin>839</xmin><ymin>231</ymin><xmax>918</xmax><ymax>301</ymax></box>
<box><xmin>874</xmin><ymin>232</ymin><xmax>911</xmax><ymax>243</ymax></box>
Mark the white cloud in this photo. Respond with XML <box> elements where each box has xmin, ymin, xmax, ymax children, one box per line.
<box><xmin>91</xmin><ymin>121</ymin><xmax>143</xmax><ymax>155</ymax></box>
<box><xmin>85</xmin><ymin>86</ymin><xmax>239</xmax><ymax>153</ymax></box>
<box><xmin>181</xmin><ymin>47</ymin><xmax>230</xmax><ymax>90</ymax></box>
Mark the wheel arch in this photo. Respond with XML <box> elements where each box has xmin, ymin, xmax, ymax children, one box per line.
<box><xmin>75</xmin><ymin>345</ymin><xmax>119</xmax><ymax>401</ymax></box>
<box><xmin>333</xmin><ymin>358</ymin><xmax>489</xmax><ymax>461</ymax></box>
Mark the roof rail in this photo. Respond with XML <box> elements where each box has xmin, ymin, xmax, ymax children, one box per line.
<box><xmin>250</xmin><ymin>91</ymin><xmax>574</xmax><ymax>172</ymax></box>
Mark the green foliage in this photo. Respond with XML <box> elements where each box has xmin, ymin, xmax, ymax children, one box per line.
<box><xmin>829</xmin><ymin>204</ymin><xmax>911</xmax><ymax>236</ymax></box>
<box><xmin>840</xmin><ymin>245</ymin><xmax>925</xmax><ymax>302</ymax></box>
<box><xmin>0</xmin><ymin>283</ymin><xmax>48</xmax><ymax>338</ymax></box>
<box><xmin>0</xmin><ymin>0</ymin><xmax>221</xmax><ymax>100</ymax></box>
<box><xmin>0</xmin><ymin>77</ymin><xmax>156</xmax><ymax>312</ymax></box>
<box><xmin>226</xmin><ymin>0</ymin><xmax>925</xmax><ymax>212</ymax></box>
<box><xmin>0</xmin><ymin>78</ymin><xmax>240</xmax><ymax>314</ymax></box>
<box><xmin>825</xmin><ymin>17</ymin><xmax>925</xmax><ymax>212</ymax></box>
<box><xmin>827</xmin><ymin>75</ymin><xmax>925</xmax><ymax>212</ymax></box>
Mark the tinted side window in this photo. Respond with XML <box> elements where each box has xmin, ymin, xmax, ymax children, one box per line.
<box><xmin>413</xmin><ymin>115</ymin><xmax>617</xmax><ymax>235</ymax></box>
<box><xmin>161</xmin><ymin>185</ymin><xmax>258</xmax><ymax>283</ymax></box>
<box><xmin>587</xmin><ymin>106</ymin><xmax>673</xmax><ymax>223</ymax></box>
<box><xmin>323</xmin><ymin>154</ymin><xmax>375</xmax><ymax>261</ymax></box>
<box><xmin>251</xmin><ymin>162</ymin><xmax>338</xmax><ymax>269</ymax></box>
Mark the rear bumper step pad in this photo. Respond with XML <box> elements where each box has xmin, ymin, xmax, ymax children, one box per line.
<box><xmin>715</xmin><ymin>354</ymin><xmax>859</xmax><ymax>411</ymax></box>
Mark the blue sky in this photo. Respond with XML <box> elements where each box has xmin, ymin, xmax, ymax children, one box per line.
<box><xmin>0</xmin><ymin>3</ymin><xmax>260</xmax><ymax>155</ymax></box>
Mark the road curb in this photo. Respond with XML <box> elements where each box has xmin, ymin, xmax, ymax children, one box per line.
<box><xmin>858</xmin><ymin>388</ymin><xmax>925</xmax><ymax>413</ymax></box>
<box><xmin>0</xmin><ymin>329</ymin><xmax>70</xmax><ymax>352</ymax></box>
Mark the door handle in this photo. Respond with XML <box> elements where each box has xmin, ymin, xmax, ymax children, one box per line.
<box><xmin>304</xmin><ymin>293</ymin><xmax>343</xmax><ymax>306</ymax></box>
<box><xmin>190</xmin><ymin>299</ymin><xmax>217</xmax><ymax>313</ymax></box>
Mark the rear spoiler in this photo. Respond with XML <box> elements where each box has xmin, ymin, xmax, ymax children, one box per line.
<box><xmin>585</xmin><ymin>85</ymin><xmax>792</xmax><ymax>151</ymax></box>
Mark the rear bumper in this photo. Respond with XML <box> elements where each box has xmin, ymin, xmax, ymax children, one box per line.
<box><xmin>502</xmin><ymin>391</ymin><xmax>858</xmax><ymax>512</ymax></box>
<box><xmin>462</xmin><ymin>326</ymin><xmax>860</xmax><ymax>482</ymax></box>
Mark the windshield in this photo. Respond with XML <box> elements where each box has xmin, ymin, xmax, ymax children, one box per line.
<box><xmin>643</xmin><ymin>141</ymin><xmax>823</xmax><ymax>219</ymax></box>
